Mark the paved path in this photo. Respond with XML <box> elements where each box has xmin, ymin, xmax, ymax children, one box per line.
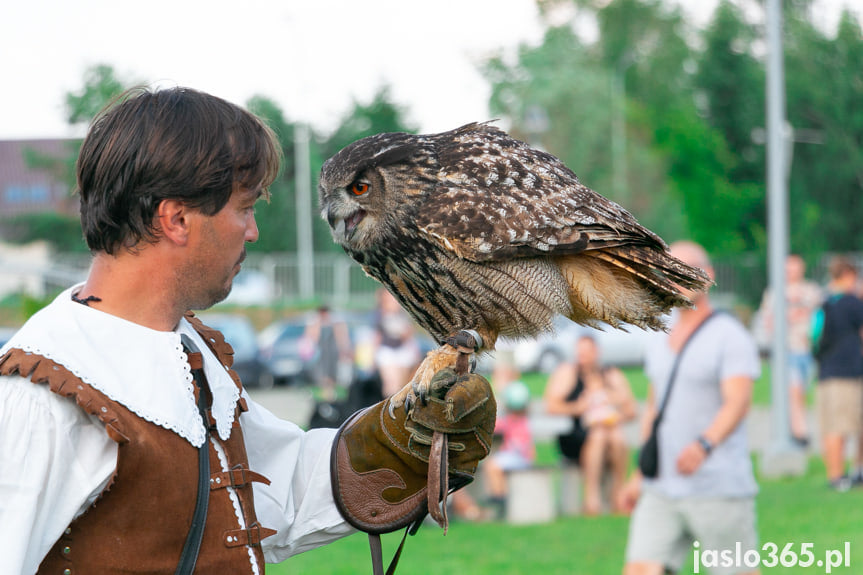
<box><xmin>246</xmin><ymin>386</ymin><xmax>818</xmax><ymax>455</ymax></box>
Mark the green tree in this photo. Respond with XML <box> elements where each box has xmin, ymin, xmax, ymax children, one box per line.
<box><xmin>694</xmin><ymin>1</ymin><xmax>765</xmax><ymax>183</ymax></box>
<box><xmin>690</xmin><ymin>0</ymin><xmax>766</xmax><ymax>256</ymax></box>
<box><xmin>785</xmin><ymin>8</ymin><xmax>863</xmax><ymax>254</ymax></box>
<box><xmin>596</xmin><ymin>0</ymin><xmax>764</xmax><ymax>254</ymax></box>
<box><xmin>483</xmin><ymin>26</ymin><xmax>618</xmax><ymax>193</ymax></box>
<box><xmin>3</xmin><ymin>212</ymin><xmax>88</xmax><ymax>253</ymax></box>
<box><xmin>321</xmin><ymin>86</ymin><xmax>417</xmax><ymax>160</ymax></box>
<box><xmin>65</xmin><ymin>65</ymin><xmax>131</xmax><ymax>126</ymax></box>
<box><xmin>245</xmin><ymin>96</ymin><xmax>298</xmax><ymax>254</ymax></box>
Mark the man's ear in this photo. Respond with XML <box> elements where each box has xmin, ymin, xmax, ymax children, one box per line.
<box><xmin>156</xmin><ymin>199</ymin><xmax>192</xmax><ymax>246</ymax></box>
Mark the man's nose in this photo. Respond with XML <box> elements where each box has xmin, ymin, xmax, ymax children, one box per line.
<box><xmin>246</xmin><ymin>215</ymin><xmax>259</xmax><ymax>243</ymax></box>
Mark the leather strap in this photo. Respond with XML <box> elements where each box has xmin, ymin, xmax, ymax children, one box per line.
<box><xmin>209</xmin><ymin>466</ymin><xmax>271</xmax><ymax>490</ymax></box>
<box><xmin>653</xmin><ymin>311</ymin><xmax>720</xmax><ymax>427</ymax></box>
<box><xmin>369</xmin><ymin>518</ymin><xmax>420</xmax><ymax>575</ymax></box>
<box><xmin>370</xmin><ymin>533</ymin><xmax>384</xmax><ymax>575</ymax></box>
<box><xmin>223</xmin><ymin>523</ymin><xmax>278</xmax><ymax>548</ymax></box>
<box><xmin>426</xmin><ymin>432</ymin><xmax>449</xmax><ymax>532</ymax></box>
<box><xmin>175</xmin><ymin>336</ymin><xmax>211</xmax><ymax>575</ymax></box>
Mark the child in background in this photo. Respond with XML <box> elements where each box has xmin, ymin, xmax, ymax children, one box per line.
<box><xmin>483</xmin><ymin>380</ymin><xmax>536</xmax><ymax>519</ymax></box>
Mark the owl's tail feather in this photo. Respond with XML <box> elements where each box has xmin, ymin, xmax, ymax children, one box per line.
<box><xmin>558</xmin><ymin>248</ymin><xmax>711</xmax><ymax>332</ymax></box>
<box><xmin>591</xmin><ymin>245</ymin><xmax>712</xmax><ymax>305</ymax></box>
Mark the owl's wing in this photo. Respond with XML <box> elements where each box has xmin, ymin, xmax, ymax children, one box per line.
<box><xmin>415</xmin><ymin>155</ymin><xmax>664</xmax><ymax>262</ymax></box>
<box><xmin>416</xmin><ymin>177</ymin><xmax>710</xmax><ymax>294</ymax></box>
<box><xmin>414</xmin><ymin>124</ymin><xmax>708</xmax><ymax>293</ymax></box>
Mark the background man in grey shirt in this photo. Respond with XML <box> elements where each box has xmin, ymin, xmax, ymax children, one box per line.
<box><xmin>619</xmin><ymin>240</ymin><xmax>761</xmax><ymax>575</ymax></box>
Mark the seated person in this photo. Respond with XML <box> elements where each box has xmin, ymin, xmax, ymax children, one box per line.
<box><xmin>545</xmin><ymin>334</ymin><xmax>636</xmax><ymax>514</ymax></box>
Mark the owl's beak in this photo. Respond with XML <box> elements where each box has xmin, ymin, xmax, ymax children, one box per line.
<box><xmin>327</xmin><ymin>208</ymin><xmax>347</xmax><ymax>242</ymax></box>
<box><xmin>326</xmin><ymin>208</ymin><xmax>339</xmax><ymax>231</ymax></box>
<box><xmin>326</xmin><ymin>206</ymin><xmax>366</xmax><ymax>243</ymax></box>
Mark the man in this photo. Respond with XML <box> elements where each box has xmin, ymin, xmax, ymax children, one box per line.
<box><xmin>619</xmin><ymin>241</ymin><xmax>760</xmax><ymax>575</ymax></box>
<box><xmin>0</xmin><ymin>87</ymin><xmax>495</xmax><ymax>574</ymax></box>
<box><xmin>814</xmin><ymin>256</ymin><xmax>863</xmax><ymax>491</ymax></box>
<box><xmin>757</xmin><ymin>254</ymin><xmax>822</xmax><ymax>444</ymax></box>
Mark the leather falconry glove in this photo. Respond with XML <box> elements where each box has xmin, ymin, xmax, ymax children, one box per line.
<box><xmin>330</xmin><ymin>367</ymin><xmax>496</xmax><ymax>536</ymax></box>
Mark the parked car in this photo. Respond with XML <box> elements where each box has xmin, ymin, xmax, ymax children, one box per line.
<box><xmin>223</xmin><ymin>270</ymin><xmax>275</xmax><ymax>306</ymax></box>
<box><xmin>478</xmin><ymin>315</ymin><xmax>653</xmax><ymax>374</ymax></box>
<box><xmin>196</xmin><ymin>313</ymin><xmax>267</xmax><ymax>388</ymax></box>
<box><xmin>257</xmin><ymin>310</ymin><xmax>446</xmax><ymax>388</ymax></box>
<box><xmin>257</xmin><ymin>319</ymin><xmax>314</xmax><ymax>387</ymax></box>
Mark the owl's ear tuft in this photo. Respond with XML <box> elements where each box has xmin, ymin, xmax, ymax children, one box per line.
<box><xmin>366</xmin><ymin>141</ymin><xmax>427</xmax><ymax>170</ymax></box>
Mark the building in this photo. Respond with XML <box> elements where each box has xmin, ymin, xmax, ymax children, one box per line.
<box><xmin>0</xmin><ymin>139</ymin><xmax>79</xmax><ymax>218</ymax></box>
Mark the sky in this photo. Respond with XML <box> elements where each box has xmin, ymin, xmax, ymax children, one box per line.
<box><xmin>0</xmin><ymin>0</ymin><xmax>856</xmax><ymax>141</ymax></box>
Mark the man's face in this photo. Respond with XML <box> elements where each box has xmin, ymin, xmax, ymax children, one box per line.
<box><xmin>184</xmin><ymin>186</ymin><xmax>261</xmax><ymax>310</ymax></box>
<box><xmin>669</xmin><ymin>242</ymin><xmax>713</xmax><ymax>303</ymax></box>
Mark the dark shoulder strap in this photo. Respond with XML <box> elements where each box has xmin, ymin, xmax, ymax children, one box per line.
<box><xmin>175</xmin><ymin>335</ymin><xmax>211</xmax><ymax>575</ymax></box>
<box><xmin>653</xmin><ymin>311</ymin><xmax>720</xmax><ymax>425</ymax></box>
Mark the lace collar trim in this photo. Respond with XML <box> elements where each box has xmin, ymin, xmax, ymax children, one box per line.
<box><xmin>0</xmin><ymin>285</ymin><xmax>240</xmax><ymax>447</ymax></box>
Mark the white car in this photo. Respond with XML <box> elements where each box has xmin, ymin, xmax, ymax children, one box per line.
<box><xmin>478</xmin><ymin>316</ymin><xmax>654</xmax><ymax>374</ymax></box>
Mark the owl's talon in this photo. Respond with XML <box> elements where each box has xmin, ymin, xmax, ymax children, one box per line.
<box><xmin>387</xmin><ymin>385</ymin><xmax>410</xmax><ymax>418</ymax></box>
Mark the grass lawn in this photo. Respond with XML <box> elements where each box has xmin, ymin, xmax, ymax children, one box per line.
<box><xmin>271</xmin><ymin>456</ymin><xmax>863</xmax><ymax>575</ymax></box>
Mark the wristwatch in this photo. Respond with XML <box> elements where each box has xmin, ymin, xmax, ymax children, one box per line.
<box><xmin>697</xmin><ymin>435</ymin><xmax>714</xmax><ymax>455</ymax></box>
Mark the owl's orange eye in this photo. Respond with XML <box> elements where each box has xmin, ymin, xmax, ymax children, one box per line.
<box><xmin>350</xmin><ymin>182</ymin><xmax>369</xmax><ymax>196</ymax></box>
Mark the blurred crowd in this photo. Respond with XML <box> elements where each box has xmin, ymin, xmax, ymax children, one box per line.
<box><xmin>213</xmin><ymin>247</ymin><xmax>862</xmax><ymax>573</ymax></box>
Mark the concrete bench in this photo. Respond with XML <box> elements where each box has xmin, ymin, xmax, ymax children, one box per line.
<box><xmin>558</xmin><ymin>463</ymin><xmax>616</xmax><ymax>516</ymax></box>
<box><xmin>504</xmin><ymin>466</ymin><xmax>556</xmax><ymax>524</ymax></box>
<box><xmin>559</xmin><ymin>464</ymin><xmax>583</xmax><ymax>516</ymax></box>
<box><xmin>468</xmin><ymin>462</ymin><xmax>615</xmax><ymax>524</ymax></box>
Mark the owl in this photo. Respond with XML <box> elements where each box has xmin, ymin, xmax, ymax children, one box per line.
<box><xmin>319</xmin><ymin>122</ymin><xmax>710</xmax><ymax>407</ymax></box>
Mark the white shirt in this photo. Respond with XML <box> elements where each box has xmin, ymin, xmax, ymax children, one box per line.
<box><xmin>0</xmin><ymin>286</ymin><xmax>354</xmax><ymax>574</ymax></box>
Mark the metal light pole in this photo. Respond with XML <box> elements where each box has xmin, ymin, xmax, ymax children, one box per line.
<box><xmin>760</xmin><ymin>0</ymin><xmax>806</xmax><ymax>478</ymax></box>
<box><xmin>294</xmin><ymin>122</ymin><xmax>315</xmax><ymax>301</ymax></box>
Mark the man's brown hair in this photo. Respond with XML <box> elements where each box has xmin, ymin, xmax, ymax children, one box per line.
<box><xmin>828</xmin><ymin>255</ymin><xmax>858</xmax><ymax>280</ymax></box>
<box><xmin>77</xmin><ymin>86</ymin><xmax>281</xmax><ymax>254</ymax></box>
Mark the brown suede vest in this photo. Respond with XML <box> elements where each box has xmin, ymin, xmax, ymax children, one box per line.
<box><xmin>0</xmin><ymin>313</ymin><xmax>276</xmax><ymax>574</ymax></box>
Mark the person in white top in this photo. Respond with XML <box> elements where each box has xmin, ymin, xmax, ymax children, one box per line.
<box><xmin>0</xmin><ymin>86</ymin><xmax>495</xmax><ymax>574</ymax></box>
<box><xmin>756</xmin><ymin>254</ymin><xmax>823</xmax><ymax>444</ymax></box>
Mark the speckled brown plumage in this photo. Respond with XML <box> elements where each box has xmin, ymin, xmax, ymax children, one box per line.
<box><xmin>319</xmin><ymin>122</ymin><xmax>710</xmax><ymax>402</ymax></box>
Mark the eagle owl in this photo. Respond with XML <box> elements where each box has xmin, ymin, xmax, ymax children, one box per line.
<box><xmin>319</xmin><ymin>122</ymin><xmax>709</xmax><ymax>406</ymax></box>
